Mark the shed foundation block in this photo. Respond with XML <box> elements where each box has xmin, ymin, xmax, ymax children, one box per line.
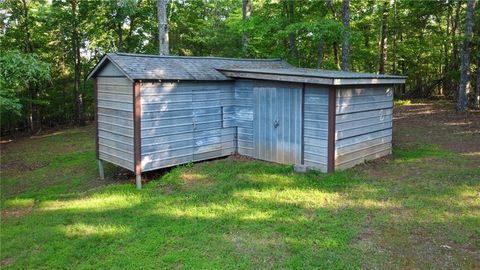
<box><xmin>98</xmin><ymin>160</ymin><xmax>105</xmax><ymax>180</ymax></box>
<box><xmin>294</xmin><ymin>164</ymin><xmax>308</xmax><ymax>173</ymax></box>
<box><xmin>135</xmin><ymin>174</ymin><xmax>142</xmax><ymax>189</ymax></box>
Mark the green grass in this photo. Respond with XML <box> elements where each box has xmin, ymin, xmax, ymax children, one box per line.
<box><xmin>1</xmin><ymin>119</ymin><xmax>479</xmax><ymax>268</ymax></box>
<box><xmin>394</xmin><ymin>99</ymin><xmax>412</xmax><ymax>106</ymax></box>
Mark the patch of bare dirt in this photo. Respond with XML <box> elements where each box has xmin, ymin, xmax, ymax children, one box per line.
<box><xmin>228</xmin><ymin>153</ymin><xmax>255</xmax><ymax>161</ymax></box>
<box><xmin>180</xmin><ymin>171</ymin><xmax>214</xmax><ymax>191</ymax></box>
<box><xmin>1</xmin><ymin>205</ymin><xmax>34</xmax><ymax>220</ymax></box>
<box><xmin>0</xmin><ymin>161</ymin><xmax>47</xmax><ymax>172</ymax></box>
<box><xmin>0</xmin><ymin>257</ymin><xmax>15</xmax><ymax>266</ymax></box>
<box><xmin>393</xmin><ymin>102</ymin><xmax>480</xmax><ymax>154</ymax></box>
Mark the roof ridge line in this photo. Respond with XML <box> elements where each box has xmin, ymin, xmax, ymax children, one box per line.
<box><xmin>111</xmin><ymin>52</ymin><xmax>283</xmax><ymax>62</ymax></box>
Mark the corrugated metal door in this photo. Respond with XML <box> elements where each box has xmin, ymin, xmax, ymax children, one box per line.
<box><xmin>253</xmin><ymin>87</ymin><xmax>302</xmax><ymax>164</ymax></box>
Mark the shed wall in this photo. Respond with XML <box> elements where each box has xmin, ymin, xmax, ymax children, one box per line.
<box><xmin>97</xmin><ymin>77</ymin><xmax>134</xmax><ymax>171</ymax></box>
<box><xmin>303</xmin><ymin>85</ymin><xmax>329</xmax><ymax>171</ymax></box>
<box><xmin>335</xmin><ymin>85</ymin><xmax>394</xmax><ymax>169</ymax></box>
<box><xmin>140</xmin><ymin>81</ymin><xmax>236</xmax><ymax>172</ymax></box>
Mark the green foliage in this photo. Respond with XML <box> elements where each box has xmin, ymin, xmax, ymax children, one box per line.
<box><xmin>0</xmin><ymin>51</ymin><xmax>51</xmax><ymax>116</ymax></box>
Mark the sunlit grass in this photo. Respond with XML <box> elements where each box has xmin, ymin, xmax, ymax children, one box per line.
<box><xmin>394</xmin><ymin>99</ymin><xmax>412</xmax><ymax>106</ymax></box>
<box><xmin>1</xmin><ymin>123</ymin><xmax>479</xmax><ymax>269</ymax></box>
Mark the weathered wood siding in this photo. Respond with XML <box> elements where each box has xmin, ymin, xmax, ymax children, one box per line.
<box><xmin>303</xmin><ymin>85</ymin><xmax>329</xmax><ymax>172</ymax></box>
<box><xmin>234</xmin><ymin>80</ymin><xmax>254</xmax><ymax>156</ymax></box>
<box><xmin>97</xmin><ymin>62</ymin><xmax>124</xmax><ymax>77</ymax></box>
<box><xmin>97</xmin><ymin>77</ymin><xmax>134</xmax><ymax>171</ymax></box>
<box><xmin>140</xmin><ymin>81</ymin><xmax>236</xmax><ymax>172</ymax></box>
<box><xmin>335</xmin><ymin>85</ymin><xmax>394</xmax><ymax>170</ymax></box>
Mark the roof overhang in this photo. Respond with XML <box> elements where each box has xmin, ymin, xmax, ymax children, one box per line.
<box><xmin>86</xmin><ymin>54</ymin><xmax>134</xmax><ymax>81</ymax></box>
<box><xmin>218</xmin><ymin>69</ymin><xmax>407</xmax><ymax>86</ymax></box>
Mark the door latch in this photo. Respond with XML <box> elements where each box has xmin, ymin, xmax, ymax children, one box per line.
<box><xmin>273</xmin><ymin>119</ymin><xmax>279</xmax><ymax>128</ymax></box>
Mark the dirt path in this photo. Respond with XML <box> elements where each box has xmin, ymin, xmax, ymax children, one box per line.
<box><xmin>393</xmin><ymin>102</ymin><xmax>480</xmax><ymax>154</ymax></box>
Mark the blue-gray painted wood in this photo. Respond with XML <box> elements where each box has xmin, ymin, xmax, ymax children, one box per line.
<box><xmin>97</xmin><ymin>77</ymin><xmax>134</xmax><ymax>171</ymax></box>
<box><xmin>335</xmin><ymin>85</ymin><xmax>394</xmax><ymax>170</ymax></box>
<box><xmin>97</xmin><ymin>62</ymin><xmax>124</xmax><ymax>77</ymax></box>
<box><xmin>303</xmin><ymin>84</ymin><xmax>329</xmax><ymax>172</ymax></box>
<box><xmin>140</xmin><ymin>81</ymin><xmax>236</xmax><ymax>172</ymax></box>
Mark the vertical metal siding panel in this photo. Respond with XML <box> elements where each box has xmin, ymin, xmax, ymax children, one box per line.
<box><xmin>335</xmin><ymin>85</ymin><xmax>394</xmax><ymax>170</ymax></box>
<box><xmin>249</xmin><ymin>81</ymin><xmax>302</xmax><ymax>165</ymax></box>
<box><xmin>97</xmin><ymin>77</ymin><xmax>134</xmax><ymax>171</ymax></box>
<box><xmin>303</xmin><ymin>84</ymin><xmax>329</xmax><ymax>172</ymax></box>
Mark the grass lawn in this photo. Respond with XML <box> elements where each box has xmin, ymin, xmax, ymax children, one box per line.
<box><xmin>1</xmin><ymin>102</ymin><xmax>479</xmax><ymax>269</ymax></box>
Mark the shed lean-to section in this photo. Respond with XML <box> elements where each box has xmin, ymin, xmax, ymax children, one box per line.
<box><xmin>88</xmin><ymin>53</ymin><xmax>406</xmax><ymax>189</ymax></box>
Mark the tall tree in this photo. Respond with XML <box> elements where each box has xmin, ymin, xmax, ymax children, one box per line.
<box><xmin>316</xmin><ymin>0</ymin><xmax>332</xmax><ymax>68</ymax></box>
<box><xmin>457</xmin><ymin>0</ymin><xmax>475</xmax><ymax>112</ymax></box>
<box><xmin>341</xmin><ymin>0</ymin><xmax>349</xmax><ymax>71</ymax></box>
<box><xmin>157</xmin><ymin>0</ymin><xmax>168</xmax><ymax>55</ymax></box>
<box><xmin>242</xmin><ymin>0</ymin><xmax>252</xmax><ymax>56</ymax></box>
<box><xmin>284</xmin><ymin>0</ymin><xmax>298</xmax><ymax>63</ymax></box>
<box><xmin>70</xmin><ymin>0</ymin><xmax>85</xmax><ymax>126</ymax></box>
<box><xmin>378</xmin><ymin>0</ymin><xmax>389</xmax><ymax>74</ymax></box>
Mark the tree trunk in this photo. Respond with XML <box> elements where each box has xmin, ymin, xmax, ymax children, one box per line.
<box><xmin>475</xmin><ymin>55</ymin><xmax>480</xmax><ymax>108</ymax></box>
<box><xmin>284</xmin><ymin>0</ymin><xmax>298</xmax><ymax>63</ymax></box>
<box><xmin>392</xmin><ymin>0</ymin><xmax>397</xmax><ymax>74</ymax></box>
<box><xmin>71</xmin><ymin>0</ymin><xmax>85</xmax><ymax>126</ymax></box>
<box><xmin>457</xmin><ymin>0</ymin><xmax>475</xmax><ymax>112</ymax></box>
<box><xmin>333</xmin><ymin>42</ymin><xmax>339</xmax><ymax>69</ymax></box>
<box><xmin>242</xmin><ymin>0</ymin><xmax>252</xmax><ymax>56</ymax></box>
<box><xmin>341</xmin><ymin>0</ymin><xmax>350</xmax><ymax>71</ymax></box>
<box><xmin>316</xmin><ymin>0</ymin><xmax>331</xmax><ymax>68</ymax></box>
<box><xmin>316</xmin><ymin>40</ymin><xmax>325</xmax><ymax>69</ymax></box>
<box><xmin>157</xmin><ymin>0</ymin><xmax>169</xmax><ymax>55</ymax></box>
<box><xmin>20</xmin><ymin>0</ymin><xmax>41</xmax><ymax>134</ymax></box>
<box><xmin>378</xmin><ymin>0</ymin><xmax>389</xmax><ymax>74</ymax></box>
<box><xmin>476</xmin><ymin>13</ymin><xmax>480</xmax><ymax>108</ymax></box>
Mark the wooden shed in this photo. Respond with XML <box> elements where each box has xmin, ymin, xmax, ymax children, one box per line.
<box><xmin>88</xmin><ymin>53</ymin><xmax>406</xmax><ymax>188</ymax></box>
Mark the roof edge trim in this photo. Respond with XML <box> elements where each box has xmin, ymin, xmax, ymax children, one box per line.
<box><xmin>218</xmin><ymin>69</ymin><xmax>407</xmax><ymax>86</ymax></box>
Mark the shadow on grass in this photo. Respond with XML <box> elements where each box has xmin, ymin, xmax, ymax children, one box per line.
<box><xmin>1</xmin><ymin>143</ymin><xmax>479</xmax><ymax>269</ymax></box>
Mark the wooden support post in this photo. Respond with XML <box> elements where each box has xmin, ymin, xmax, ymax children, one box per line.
<box><xmin>136</xmin><ymin>174</ymin><xmax>142</xmax><ymax>189</ymax></box>
<box><xmin>98</xmin><ymin>159</ymin><xmax>104</xmax><ymax>180</ymax></box>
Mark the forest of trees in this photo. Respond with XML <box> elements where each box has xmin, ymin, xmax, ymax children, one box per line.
<box><xmin>0</xmin><ymin>0</ymin><xmax>479</xmax><ymax>135</ymax></box>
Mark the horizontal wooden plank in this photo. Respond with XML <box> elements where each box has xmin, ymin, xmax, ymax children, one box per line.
<box><xmin>336</xmin><ymin>129</ymin><xmax>392</xmax><ymax>148</ymax></box>
<box><xmin>97</xmin><ymin>77</ymin><xmax>132</xmax><ymax>86</ymax></box>
<box><xmin>336</xmin><ymin>148</ymin><xmax>391</xmax><ymax>170</ymax></box>
<box><xmin>336</xmin><ymin>142</ymin><xmax>391</xmax><ymax>166</ymax></box>
<box><xmin>100</xmin><ymin>152</ymin><xmax>134</xmax><ymax>171</ymax></box>
<box><xmin>336</xmin><ymin>86</ymin><xmax>393</xmax><ymax>97</ymax></box>
<box><xmin>336</xmin><ymin>123</ymin><xmax>392</xmax><ymax>140</ymax></box>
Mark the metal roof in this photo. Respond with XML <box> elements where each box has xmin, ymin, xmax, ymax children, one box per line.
<box><xmin>87</xmin><ymin>53</ymin><xmax>291</xmax><ymax>81</ymax></box>
<box><xmin>217</xmin><ymin>67</ymin><xmax>407</xmax><ymax>85</ymax></box>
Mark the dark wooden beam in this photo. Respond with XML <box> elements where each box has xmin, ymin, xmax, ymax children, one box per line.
<box><xmin>327</xmin><ymin>87</ymin><xmax>336</xmax><ymax>173</ymax></box>
<box><xmin>133</xmin><ymin>81</ymin><xmax>142</xmax><ymax>176</ymax></box>
<box><xmin>94</xmin><ymin>77</ymin><xmax>99</xmax><ymax>160</ymax></box>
